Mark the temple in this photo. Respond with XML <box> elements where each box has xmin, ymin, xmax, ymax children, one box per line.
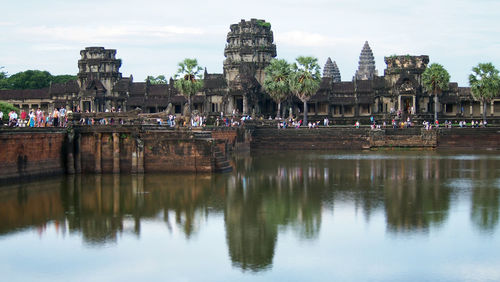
<box><xmin>1</xmin><ymin>19</ymin><xmax>500</xmax><ymax>123</ymax></box>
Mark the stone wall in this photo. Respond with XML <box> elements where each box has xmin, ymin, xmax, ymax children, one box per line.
<box><xmin>249</xmin><ymin>127</ymin><xmax>498</xmax><ymax>151</ymax></box>
<box><xmin>437</xmin><ymin>128</ymin><xmax>500</xmax><ymax>150</ymax></box>
<box><xmin>370</xmin><ymin>128</ymin><xmax>437</xmax><ymax>148</ymax></box>
<box><xmin>0</xmin><ymin>128</ymin><xmax>66</xmax><ymax>182</ymax></box>
<box><xmin>250</xmin><ymin>128</ymin><xmax>372</xmax><ymax>150</ymax></box>
<box><xmin>209</xmin><ymin>127</ymin><xmax>250</xmax><ymax>153</ymax></box>
<box><xmin>76</xmin><ymin>128</ymin><xmax>229</xmax><ymax>174</ymax></box>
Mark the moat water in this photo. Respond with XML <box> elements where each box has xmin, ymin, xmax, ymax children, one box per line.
<box><xmin>1</xmin><ymin>151</ymin><xmax>499</xmax><ymax>281</ymax></box>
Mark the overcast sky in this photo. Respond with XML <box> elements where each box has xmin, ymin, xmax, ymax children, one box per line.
<box><xmin>1</xmin><ymin>0</ymin><xmax>499</xmax><ymax>86</ymax></box>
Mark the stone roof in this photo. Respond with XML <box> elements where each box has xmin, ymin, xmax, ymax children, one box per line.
<box><xmin>330</xmin><ymin>96</ymin><xmax>355</xmax><ymax>105</ymax></box>
<box><xmin>127</xmin><ymin>96</ymin><xmax>144</xmax><ymax>105</ymax></box>
<box><xmin>149</xmin><ymin>84</ymin><xmax>168</xmax><ymax>96</ymax></box>
<box><xmin>458</xmin><ymin>87</ymin><xmax>471</xmax><ymax>97</ymax></box>
<box><xmin>129</xmin><ymin>82</ymin><xmax>147</xmax><ymax>96</ymax></box>
<box><xmin>203</xmin><ymin>74</ymin><xmax>227</xmax><ymax>89</ymax></box>
<box><xmin>113</xmin><ymin>78</ymin><xmax>131</xmax><ymax>92</ymax></box>
<box><xmin>357</xmin><ymin>93</ymin><xmax>374</xmax><ymax>104</ymax></box>
<box><xmin>448</xmin><ymin>82</ymin><xmax>459</xmax><ymax>92</ymax></box>
<box><xmin>170</xmin><ymin>95</ymin><xmax>187</xmax><ymax>104</ymax></box>
<box><xmin>0</xmin><ymin>88</ymin><xmax>50</xmax><ymax>100</ymax></box>
<box><xmin>332</xmin><ymin>82</ymin><xmax>355</xmax><ymax>94</ymax></box>
<box><xmin>323</xmin><ymin>57</ymin><xmax>341</xmax><ymax>82</ymax></box>
<box><xmin>440</xmin><ymin>93</ymin><xmax>458</xmax><ymax>104</ymax></box>
<box><xmin>311</xmin><ymin>79</ymin><xmax>330</xmax><ymax>102</ymax></box>
<box><xmin>356</xmin><ymin>80</ymin><xmax>372</xmax><ymax>93</ymax></box>
<box><xmin>48</xmin><ymin>80</ymin><xmax>79</xmax><ymax>95</ymax></box>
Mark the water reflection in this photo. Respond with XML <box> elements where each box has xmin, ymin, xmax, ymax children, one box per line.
<box><xmin>0</xmin><ymin>151</ymin><xmax>499</xmax><ymax>271</ymax></box>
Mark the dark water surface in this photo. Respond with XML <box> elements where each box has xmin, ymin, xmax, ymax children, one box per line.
<box><xmin>1</xmin><ymin>151</ymin><xmax>499</xmax><ymax>281</ymax></box>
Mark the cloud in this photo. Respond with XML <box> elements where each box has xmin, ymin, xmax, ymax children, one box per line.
<box><xmin>0</xmin><ymin>22</ymin><xmax>15</xmax><ymax>26</ymax></box>
<box><xmin>32</xmin><ymin>44</ymin><xmax>76</xmax><ymax>51</ymax></box>
<box><xmin>276</xmin><ymin>31</ymin><xmax>362</xmax><ymax>48</ymax></box>
<box><xmin>17</xmin><ymin>24</ymin><xmax>206</xmax><ymax>44</ymax></box>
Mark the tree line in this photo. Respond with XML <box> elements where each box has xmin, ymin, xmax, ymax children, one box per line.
<box><xmin>0</xmin><ymin>68</ymin><xmax>76</xmax><ymax>90</ymax></box>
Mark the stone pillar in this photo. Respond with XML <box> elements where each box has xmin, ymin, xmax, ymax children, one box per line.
<box><xmin>75</xmin><ymin>133</ymin><xmax>82</xmax><ymax>174</ymax></box>
<box><xmin>491</xmin><ymin>101</ymin><xmax>495</xmax><ymax>116</ymax></box>
<box><xmin>412</xmin><ymin>96</ymin><xmax>416</xmax><ymax>114</ymax></box>
<box><xmin>67</xmin><ymin>130</ymin><xmax>75</xmax><ymax>174</ymax></box>
<box><xmin>95</xmin><ymin>133</ymin><xmax>102</xmax><ymax>174</ymax></box>
<box><xmin>112</xmin><ymin>133</ymin><xmax>120</xmax><ymax>174</ymax></box>
<box><xmin>470</xmin><ymin>103</ymin><xmax>473</xmax><ymax>117</ymax></box>
<box><xmin>137</xmin><ymin>138</ymin><xmax>144</xmax><ymax>174</ymax></box>
<box><xmin>243</xmin><ymin>95</ymin><xmax>248</xmax><ymax>115</ymax></box>
<box><xmin>398</xmin><ymin>95</ymin><xmax>402</xmax><ymax>112</ymax></box>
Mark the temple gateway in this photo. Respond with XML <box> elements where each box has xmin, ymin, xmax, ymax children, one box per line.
<box><xmin>1</xmin><ymin>18</ymin><xmax>500</xmax><ymax>124</ymax></box>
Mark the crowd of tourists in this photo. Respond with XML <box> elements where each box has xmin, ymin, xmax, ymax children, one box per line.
<box><xmin>0</xmin><ymin>107</ymin><xmax>493</xmax><ymax>129</ymax></box>
<box><xmin>0</xmin><ymin>108</ymin><xmax>68</xmax><ymax>127</ymax></box>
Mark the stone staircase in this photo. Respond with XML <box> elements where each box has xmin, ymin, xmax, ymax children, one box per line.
<box><xmin>213</xmin><ymin>146</ymin><xmax>232</xmax><ymax>173</ymax></box>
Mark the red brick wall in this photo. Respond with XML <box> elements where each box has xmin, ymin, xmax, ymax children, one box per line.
<box><xmin>0</xmin><ymin>130</ymin><xmax>65</xmax><ymax>181</ymax></box>
<box><xmin>438</xmin><ymin>128</ymin><xmax>500</xmax><ymax>150</ymax></box>
<box><xmin>78</xmin><ymin>131</ymin><xmax>216</xmax><ymax>173</ymax></box>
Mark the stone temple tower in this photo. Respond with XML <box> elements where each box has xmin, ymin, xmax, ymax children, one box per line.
<box><xmin>223</xmin><ymin>19</ymin><xmax>276</xmax><ymax>85</ymax></box>
<box><xmin>77</xmin><ymin>47</ymin><xmax>122</xmax><ymax>111</ymax></box>
<box><xmin>354</xmin><ymin>41</ymin><xmax>377</xmax><ymax>80</ymax></box>
<box><xmin>323</xmin><ymin>57</ymin><xmax>341</xmax><ymax>82</ymax></box>
<box><xmin>223</xmin><ymin>19</ymin><xmax>277</xmax><ymax>114</ymax></box>
<box><xmin>77</xmin><ymin>47</ymin><xmax>122</xmax><ymax>96</ymax></box>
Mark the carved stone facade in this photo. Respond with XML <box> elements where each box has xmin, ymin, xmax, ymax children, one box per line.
<box><xmin>1</xmin><ymin>19</ymin><xmax>499</xmax><ymax>122</ymax></box>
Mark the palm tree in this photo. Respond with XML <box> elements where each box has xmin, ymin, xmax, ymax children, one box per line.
<box><xmin>422</xmin><ymin>63</ymin><xmax>450</xmax><ymax>122</ymax></box>
<box><xmin>263</xmin><ymin>59</ymin><xmax>291</xmax><ymax>119</ymax></box>
<box><xmin>145</xmin><ymin>75</ymin><xmax>167</xmax><ymax>84</ymax></box>
<box><xmin>289</xmin><ymin>56</ymin><xmax>321</xmax><ymax>126</ymax></box>
<box><xmin>173</xmin><ymin>58</ymin><xmax>204</xmax><ymax>116</ymax></box>
<box><xmin>469</xmin><ymin>63</ymin><xmax>500</xmax><ymax>123</ymax></box>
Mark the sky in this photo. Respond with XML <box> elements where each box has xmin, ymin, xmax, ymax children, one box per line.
<box><xmin>0</xmin><ymin>0</ymin><xmax>499</xmax><ymax>86</ymax></box>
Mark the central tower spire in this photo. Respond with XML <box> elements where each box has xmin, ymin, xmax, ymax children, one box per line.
<box><xmin>354</xmin><ymin>41</ymin><xmax>377</xmax><ymax>80</ymax></box>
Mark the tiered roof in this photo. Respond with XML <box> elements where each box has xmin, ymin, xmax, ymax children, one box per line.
<box><xmin>355</xmin><ymin>41</ymin><xmax>377</xmax><ymax>80</ymax></box>
<box><xmin>323</xmin><ymin>57</ymin><xmax>341</xmax><ymax>82</ymax></box>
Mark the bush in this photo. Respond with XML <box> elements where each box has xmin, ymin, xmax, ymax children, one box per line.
<box><xmin>0</xmin><ymin>101</ymin><xmax>19</xmax><ymax>115</ymax></box>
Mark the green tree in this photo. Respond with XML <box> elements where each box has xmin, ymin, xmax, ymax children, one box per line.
<box><xmin>0</xmin><ymin>67</ymin><xmax>7</xmax><ymax>89</ymax></box>
<box><xmin>469</xmin><ymin>63</ymin><xmax>500</xmax><ymax>123</ymax></box>
<box><xmin>0</xmin><ymin>101</ymin><xmax>19</xmax><ymax>115</ymax></box>
<box><xmin>145</xmin><ymin>75</ymin><xmax>167</xmax><ymax>84</ymax></box>
<box><xmin>0</xmin><ymin>67</ymin><xmax>7</xmax><ymax>80</ymax></box>
<box><xmin>51</xmin><ymin>74</ymin><xmax>77</xmax><ymax>84</ymax></box>
<box><xmin>289</xmin><ymin>56</ymin><xmax>321</xmax><ymax>125</ymax></box>
<box><xmin>173</xmin><ymin>59</ymin><xmax>204</xmax><ymax>117</ymax></box>
<box><xmin>0</xmin><ymin>70</ymin><xmax>76</xmax><ymax>89</ymax></box>
<box><xmin>422</xmin><ymin>63</ymin><xmax>450</xmax><ymax>122</ymax></box>
<box><xmin>263</xmin><ymin>59</ymin><xmax>292</xmax><ymax>119</ymax></box>
<box><xmin>6</xmin><ymin>70</ymin><xmax>52</xmax><ymax>89</ymax></box>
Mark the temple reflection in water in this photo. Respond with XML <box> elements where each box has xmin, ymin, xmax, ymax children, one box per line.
<box><xmin>0</xmin><ymin>151</ymin><xmax>498</xmax><ymax>271</ymax></box>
